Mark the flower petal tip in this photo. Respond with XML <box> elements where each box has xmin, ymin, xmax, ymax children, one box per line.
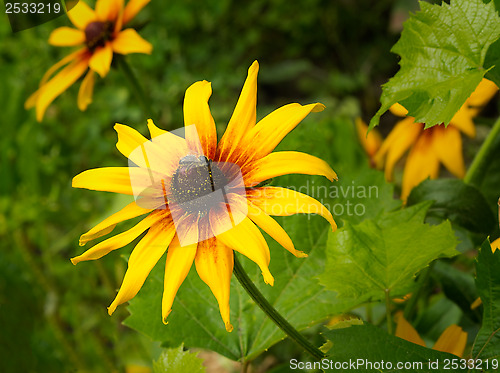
<box><xmin>70</xmin><ymin>257</ymin><xmax>79</xmax><ymax>265</ymax></box>
<box><xmin>295</xmin><ymin>251</ymin><xmax>308</xmax><ymax>258</ymax></box>
<box><xmin>162</xmin><ymin>310</ymin><xmax>172</xmax><ymax>325</ymax></box>
<box><xmin>107</xmin><ymin>304</ymin><xmax>117</xmax><ymax>316</ymax></box>
<box><xmin>263</xmin><ymin>271</ymin><xmax>274</xmax><ymax>286</ymax></box>
<box><xmin>225</xmin><ymin>322</ymin><xmax>234</xmax><ymax>332</ymax></box>
<box><xmin>312</xmin><ymin>103</ymin><xmax>326</xmax><ymax>113</ymax></box>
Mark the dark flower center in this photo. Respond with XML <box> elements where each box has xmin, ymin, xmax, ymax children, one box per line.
<box><xmin>84</xmin><ymin>21</ymin><xmax>114</xmax><ymax>50</ymax></box>
<box><xmin>170</xmin><ymin>155</ymin><xmax>228</xmax><ymax>212</ymax></box>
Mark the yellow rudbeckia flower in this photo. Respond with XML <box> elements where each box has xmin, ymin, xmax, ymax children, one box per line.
<box><xmin>374</xmin><ymin>79</ymin><xmax>498</xmax><ymax>201</ymax></box>
<box><xmin>71</xmin><ymin>61</ymin><xmax>337</xmax><ymax>331</ymax></box>
<box><xmin>25</xmin><ymin>0</ymin><xmax>152</xmax><ymax>121</ymax></box>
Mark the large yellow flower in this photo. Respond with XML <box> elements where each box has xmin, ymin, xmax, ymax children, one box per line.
<box><xmin>71</xmin><ymin>61</ymin><xmax>337</xmax><ymax>331</ymax></box>
<box><xmin>374</xmin><ymin>79</ymin><xmax>498</xmax><ymax>201</ymax></box>
<box><xmin>25</xmin><ymin>0</ymin><xmax>152</xmax><ymax>121</ymax></box>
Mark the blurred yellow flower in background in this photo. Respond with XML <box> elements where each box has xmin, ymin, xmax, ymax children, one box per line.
<box><xmin>355</xmin><ymin>117</ymin><xmax>382</xmax><ymax>167</ymax></box>
<box><xmin>374</xmin><ymin>79</ymin><xmax>498</xmax><ymax>201</ymax></box>
<box><xmin>25</xmin><ymin>0</ymin><xmax>152</xmax><ymax>121</ymax></box>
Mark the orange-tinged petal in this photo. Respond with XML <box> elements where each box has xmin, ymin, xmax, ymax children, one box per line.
<box><xmin>211</xmin><ymin>214</ymin><xmax>274</xmax><ymax>285</ymax></box>
<box><xmin>389</xmin><ymin>103</ymin><xmax>409</xmax><ymax>117</ymax></box>
<box><xmin>123</xmin><ymin>0</ymin><xmax>150</xmax><ymax>24</ymax></box>
<box><xmin>355</xmin><ymin>118</ymin><xmax>382</xmax><ymax>158</ymax></box>
<box><xmin>72</xmin><ymin>167</ymin><xmax>134</xmax><ymax>195</ymax></box>
<box><xmin>249</xmin><ymin>186</ymin><xmax>337</xmax><ymax>231</ymax></box>
<box><xmin>95</xmin><ymin>0</ymin><xmax>123</xmax><ymax>21</ymax></box>
<box><xmin>491</xmin><ymin>237</ymin><xmax>500</xmax><ymax>253</ymax></box>
<box><xmin>195</xmin><ymin>237</ymin><xmax>234</xmax><ymax>331</ymax></box>
<box><xmin>111</xmin><ymin>29</ymin><xmax>153</xmax><ymax>55</ymax></box>
<box><xmin>433</xmin><ymin>325</ymin><xmax>467</xmax><ymax>356</ymax></box>
<box><xmin>217</xmin><ymin>61</ymin><xmax>259</xmax><ymax>163</ymax></box>
<box><xmin>401</xmin><ymin>131</ymin><xmax>440</xmax><ymax>201</ymax></box>
<box><xmin>108</xmin><ymin>218</ymin><xmax>176</xmax><ymax>315</ymax></box>
<box><xmin>79</xmin><ymin>201</ymin><xmax>152</xmax><ymax>246</ymax></box>
<box><xmin>71</xmin><ymin>212</ymin><xmax>161</xmax><ymax>264</ymax></box>
<box><xmin>183</xmin><ymin>80</ymin><xmax>217</xmax><ymax>159</ymax></box>
<box><xmin>247</xmin><ymin>201</ymin><xmax>306</xmax><ymax>258</ymax></box>
<box><xmin>162</xmin><ymin>234</ymin><xmax>197</xmax><ymax>324</ymax></box>
<box><xmin>89</xmin><ymin>42</ymin><xmax>113</xmax><ymax>78</ymax></box>
<box><xmin>247</xmin><ymin>151</ymin><xmax>337</xmax><ymax>186</ymax></box>
<box><xmin>49</xmin><ymin>27</ymin><xmax>85</xmax><ymax>46</ymax></box>
<box><xmin>394</xmin><ymin>312</ymin><xmax>425</xmax><ymax>347</ymax></box>
<box><xmin>67</xmin><ymin>1</ymin><xmax>96</xmax><ymax>30</ymax></box>
<box><xmin>77</xmin><ymin>70</ymin><xmax>95</xmax><ymax>110</ymax></box>
<box><xmin>430</xmin><ymin>126</ymin><xmax>465</xmax><ymax>178</ymax></box>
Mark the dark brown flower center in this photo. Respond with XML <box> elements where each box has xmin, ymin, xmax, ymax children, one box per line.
<box><xmin>170</xmin><ymin>155</ymin><xmax>228</xmax><ymax>212</ymax></box>
<box><xmin>84</xmin><ymin>21</ymin><xmax>113</xmax><ymax>50</ymax></box>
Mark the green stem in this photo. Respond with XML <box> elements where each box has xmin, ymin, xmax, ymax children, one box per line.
<box><xmin>385</xmin><ymin>289</ymin><xmax>393</xmax><ymax>335</ymax></box>
<box><xmin>403</xmin><ymin>263</ymin><xmax>433</xmax><ymax>321</ymax></box>
<box><xmin>116</xmin><ymin>56</ymin><xmax>156</xmax><ymax>119</ymax></box>
<box><xmin>464</xmin><ymin>116</ymin><xmax>500</xmax><ymax>186</ymax></box>
<box><xmin>233</xmin><ymin>256</ymin><xmax>325</xmax><ymax>361</ymax></box>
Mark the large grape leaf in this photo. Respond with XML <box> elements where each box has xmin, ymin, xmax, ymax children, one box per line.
<box><xmin>369</xmin><ymin>0</ymin><xmax>500</xmax><ymax>130</ymax></box>
<box><xmin>319</xmin><ymin>202</ymin><xmax>459</xmax><ymax>301</ymax></box>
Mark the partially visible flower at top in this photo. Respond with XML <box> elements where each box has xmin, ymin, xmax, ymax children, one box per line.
<box><xmin>25</xmin><ymin>0</ymin><xmax>152</xmax><ymax>121</ymax></box>
<box><xmin>395</xmin><ymin>312</ymin><xmax>467</xmax><ymax>357</ymax></box>
<box><xmin>71</xmin><ymin>61</ymin><xmax>337</xmax><ymax>331</ymax></box>
<box><xmin>355</xmin><ymin>117</ymin><xmax>382</xmax><ymax>167</ymax></box>
<box><xmin>374</xmin><ymin>79</ymin><xmax>498</xmax><ymax>201</ymax></box>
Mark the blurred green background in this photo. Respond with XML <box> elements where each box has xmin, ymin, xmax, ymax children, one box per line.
<box><xmin>3</xmin><ymin>0</ymin><xmax>499</xmax><ymax>372</ymax></box>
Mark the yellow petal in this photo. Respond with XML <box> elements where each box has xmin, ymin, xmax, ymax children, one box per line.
<box><xmin>108</xmin><ymin>218</ymin><xmax>176</xmax><ymax>315</ymax></box>
<box><xmin>430</xmin><ymin>126</ymin><xmax>465</xmax><ymax>178</ymax></box>
<box><xmin>40</xmin><ymin>48</ymin><xmax>88</xmax><ymax>87</ymax></box>
<box><xmin>49</xmin><ymin>27</ymin><xmax>85</xmax><ymax>46</ymax></box>
<box><xmin>247</xmin><ymin>201</ymin><xmax>307</xmax><ymax>258</ymax></box>
<box><xmin>217</xmin><ymin>61</ymin><xmax>259</xmax><ymax>163</ymax></box>
<box><xmin>89</xmin><ymin>43</ymin><xmax>113</xmax><ymax>78</ymax></box>
<box><xmin>211</xmin><ymin>214</ymin><xmax>274</xmax><ymax>286</ymax></box>
<box><xmin>249</xmin><ymin>186</ymin><xmax>337</xmax><ymax>231</ymax></box>
<box><xmin>467</xmin><ymin>78</ymin><xmax>499</xmax><ymax>110</ymax></box>
<box><xmin>77</xmin><ymin>70</ymin><xmax>95</xmax><ymax>111</ymax></box>
<box><xmin>112</xmin><ymin>29</ymin><xmax>153</xmax><ymax>55</ymax></box>
<box><xmin>394</xmin><ymin>312</ymin><xmax>426</xmax><ymax>347</ymax></box>
<box><xmin>401</xmin><ymin>131</ymin><xmax>440</xmax><ymax>202</ymax></box>
<box><xmin>162</xmin><ymin>235</ymin><xmax>198</xmax><ymax>324</ymax></box>
<box><xmin>72</xmin><ymin>167</ymin><xmax>133</xmax><ymax>195</ymax></box>
<box><xmin>491</xmin><ymin>237</ymin><xmax>500</xmax><ymax>253</ymax></box>
<box><xmin>247</xmin><ymin>151</ymin><xmax>337</xmax><ymax>186</ymax></box>
<box><xmin>71</xmin><ymin>212</ymin><xmax>161</xmax><ymax>264</ymax></box>
<box><xmin>449</xmin><ymin>105</ymin><xmax>476</xmax><ymax>138</ymax></box>
<box><xmin>147</xmin><ymin>119</ymin><xmax>167</xmax><ymax>138</ymax></box>
<box><xmin>433</xmin><ymin>325</ymin><xmax>467</xmax><ymax>357</ymax></box>
<box><xmin>389</xmin><ymin>103</ymin><xmax>409</xmax><ymax>117</ymax></box>
<box><xmin>355</xmin><ymin>117</ymin><xmax>382</xmax><ymax>158</ymax></box>
<box><xmin>114</xmin><ymin>123</ymin><xmax>148</xmax><ymax>159</ymax></box>
<box><xmin>67</xmin><ymin>1</ymin><xmax>97</xmax><ymax>30</ymax></box>
<box><xmin>183</xmin><ymin>80</ymin><xmax>217</xmax><ymax>159</ymax></box>
<box><xmin>471</xmin><ymin>297</ymin><xmax>482</xmax><ymax>309</ymax></box>
<box><xmin>95</xmin><ymin>0</ymin><xmax>123</xmax><ymax>21</ymax></box>
<box><xmin>123</xmin><ymin>0</ymin><xmax>150</xmax><ymax>24</ymax></box>
<box><xmin>79</xmin><ymin>201</ymin><xmax>152</xmax><ymax>245</ymax></box>
<box><xmin>195</xmin><ymin>237</ymin><xmax>234</xmax><ymax>332</ymax></box>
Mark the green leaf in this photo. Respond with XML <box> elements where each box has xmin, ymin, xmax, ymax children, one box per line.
<box><xmin>319</xmin><ymin>202</ymin><xmax>459</xmax><ymax>301</ymax></box>
<box><xmin>153</xmin><ymin>344</ymin><xmax>206</xmax><ymax>373</ymax></box>
<box><xmin>473</xmin><ymin>239</ymin><xmax>500</xmax><ymax>361</ymax></box>
<box><xmin>407</xmin><ymin>179</ymin><xmax>496</xmax><ymax>234</ymax></box>
<box><xmin>322</xmin><ymin>324</ymin><xmax>467</xmax><ymax>373</ymax></box>
<box><xmin>369</xmin><ymin>0</ymin><xmax>500</xmax><ymax>130</ymax></box>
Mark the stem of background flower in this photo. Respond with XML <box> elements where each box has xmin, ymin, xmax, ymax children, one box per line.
<box><xmin>464</xmin><ymin>115</ymin><xmax>500</xmax><ymax>186</ymax></box>
<box><xmin>384</xmin><ymin>289</ymin><xmax>393</xmax><ymax>335</ymax></box>
<box><xmin>233</xmin><ymin>256</ymin><xmax>325</xmax><ymax>361</ymax></box>
<box><xmin>116</xmin><ymin>56</ymin><xmax>156</xmax><ymax>120</ymax></box>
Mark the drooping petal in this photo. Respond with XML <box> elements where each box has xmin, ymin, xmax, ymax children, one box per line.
<box><xmin>112</xmin><ymin>29</ymin><xmax>153</xmax><ymax>55</ymax></box>
<box><xmin>195</xmin><ymin>237</ymin><xmax>234</xmax><ymax>331</ymax></box>
<box><xmin>95</xmin><ymin>0</ymin><xmax>123</xmax><ymax>22</ymax></box>
<box><xmin>355</xmin><ymin>118</ymin><xmax>382</xmax><ymax>158</ymax></box>
<box><xmin>40</xmin><ymin>48</ymin><xmax>89</xmax><ymax>87</ymax></box>
<box><xmin>162</xmin><ymin>232</ymin><xmax>198</xmax><ymax>324</ymax></box>
<box><xmin>449</xmin><ymin>106</ymin><xmax>476</xmax><ymax>138</ymax></box>
<box><xmin>67</xmin><ymin>1</ymin><xmax>97</xmax><ymax>30</ymax></box>
<box><xmin>217</xmin><ymin>61</ymin><xmax>259</xmax><ymax>163</ymax></box>
<box><xmin>71</xmin><ymin>212</ymin><xmax>162</xmax><ymax>264</ymax></box>
<box><xmin>249</xmin><ymin>186</ymin><xmax>337</xmax><ymax>231</ymax></box>
<box><xmin>430</xmin><ymin>126</ymin><xmax>465</xmax><ymax>178</ymax></box>
<box><xmin>72</xmin><ymin>167</ymin><xmax>134</xmax><ymax>195</ymax></box>
<box><xmin>183</xmin><ymin>81</ymin><xmax>217</xmax><ymax>159</ymax></box>
<box><xmin>108</xmin><ymin>217</ymin><xmax>176</xmax><ymax>315</ymax></box>
<box><xmin>389</xmin><ymin>103</ymin><xmax>409</xmax><ymax>117</ymax></box>
<box><xmin>433</xmin><ymin>325</ymin><xmax>467</xmax><ymax>356</ymax></box>
<box><xmin>49</xmin><ymin>27</ymin><xmax>86</xmax><ymax>46</ymax></box>
<box><xmin>211</xmin><ymin>214</ymin><xmax>274</xmax><ymax>285</ymax></box>
<box><xmin>77</xmin><ymin>70</ymin><xmax>95</xmax><ymax>110</ymax></box>
<box><xmin>79</xmin><ymin>201</ymin><xmax>152</xmax><ymax>245</ymax></box>
<box><xmin>247</xmin><ymin>151</ymin><xmax>337</xmax><ymax>186</ymax></box>
<box><xmin>401</xmin><ymin>131</ymin><xmax>440</xmax><ymax>202</ymax></box>
<box><xmin>467</xmin><ymin>78</ymin><xmax>498</xmax><ymax>112</ymax></box>
<box><xmin>394</xmin><ymin>312</ymin><xmax>426</xmax><ymax>347</ymax></box>
<box><xmin>89</xmin><ymin>42</ymin><xmax>113</xmax><ymax>78</ymax></box>
<box><xmin>123</xmin><ymin>0</ymin><xmax>150</xmax><ymax>24</ymax></box>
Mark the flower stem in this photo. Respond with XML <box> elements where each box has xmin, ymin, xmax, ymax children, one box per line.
<box><xmin>116</xmin><ymin>56</ymin><xmax>156</xmax><ymax>119</ymax></box>
<box><xmin>464</xmin><ymin>115</ymin><xmax>500</xmax><ymax>186</ymax></box>
<box><xmin>233</xmin><ymin>256</ymin><xmax>325</xmax><ymax>360</ymax></box>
